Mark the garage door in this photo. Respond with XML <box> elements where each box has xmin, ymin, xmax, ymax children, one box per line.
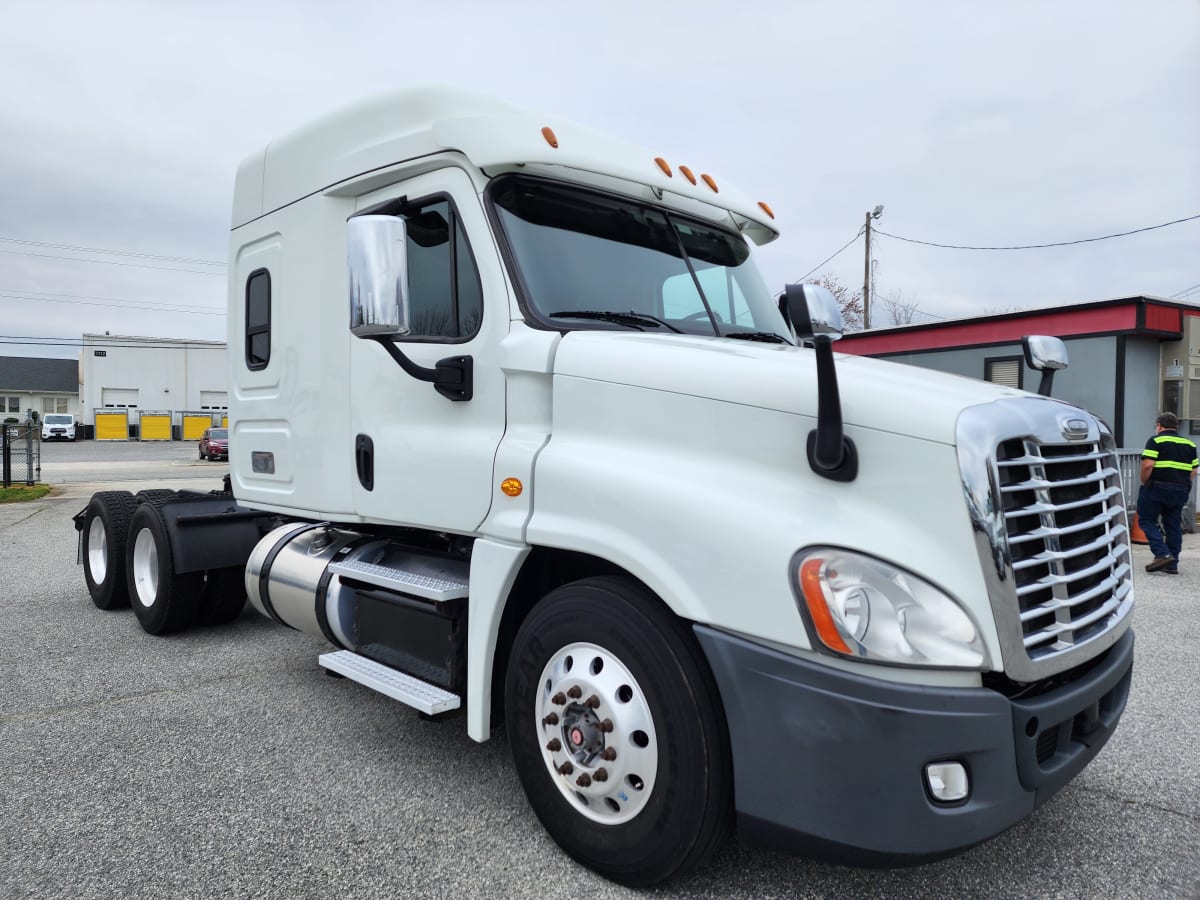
<box><xmin>94</xmin><ymin>411</ymin><xmax>129</xmax><ymax>441</ymax></box>
<box><xmin>140</xmin><ymin>413</ymin><xmax>172</xmax><ymax>441</ymax></box>
<box><xmin>182</xmin><ymin>414</ymin><xmax>211</xmax><ymax>441</ymax></box>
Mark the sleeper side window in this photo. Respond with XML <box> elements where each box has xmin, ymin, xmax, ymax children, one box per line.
<box><xmin>246</xmin><ymin>269</ymin><xmax>271</xmax><ymax>370</ymax></box>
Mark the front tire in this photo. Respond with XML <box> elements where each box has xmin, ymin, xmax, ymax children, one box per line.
<box><xmin>126</xmin><ymin>503</ymin><xmax>202</xmax><ymax>635</ymax></box>
<box><xmin>82</xmin><ymin>491</ymin><xmax>137</xmax><ymax>610</ymax></box>
<box><xmin>505</xmin><ymin>576</ymin><xmax>732</xmax><ymax>887</ymax></box>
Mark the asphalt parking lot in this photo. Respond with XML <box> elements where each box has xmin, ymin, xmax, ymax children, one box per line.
<box><xmin>2</xmin><ymin>446</ymin><xmax>1198</xmax><ymax>899</ymax></box>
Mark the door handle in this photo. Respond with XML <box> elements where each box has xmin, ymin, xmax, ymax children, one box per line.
<box><xmin>355</xmin><ymin>434</ymin><xmax>374</xmax><ymax>491</ymax></box>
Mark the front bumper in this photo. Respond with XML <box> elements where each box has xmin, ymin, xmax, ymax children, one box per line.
<box><xmin>694</xmin><ymin>625</ymin><xmax>1133</xmax><ymax>865</ymax></box>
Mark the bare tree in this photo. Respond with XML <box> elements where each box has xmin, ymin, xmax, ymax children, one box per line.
<box><xmin>808</xmin><ymin>274</ymin><xmax>864</xmax><ymax>332</ymax></box>
<box><xmin>877</xmin><ymin>289</ymin><xmax>923</xmax><ymax>326</ymax></box>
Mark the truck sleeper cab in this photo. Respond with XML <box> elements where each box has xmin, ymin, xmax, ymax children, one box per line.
<box><xmin>73</xmin><ymin>88</ymin><xmax>1134</xmax><ymax>887</ymax></box>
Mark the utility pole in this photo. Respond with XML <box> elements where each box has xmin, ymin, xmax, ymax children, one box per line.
<box><xmin>863</xmin><ymin>205</ymin><xmax>883</xmax><ymax>330</ymax></box>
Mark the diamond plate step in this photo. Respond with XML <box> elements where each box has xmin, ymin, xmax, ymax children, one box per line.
<box><xmin>328</xmin><ymin>558</ymin><xmax>469</xmax><ymax>601</ymax></box>
<box><xmin>319</xmin><ymin>650</ymin><xmax>461</xmax><ymax>715</ymax></box>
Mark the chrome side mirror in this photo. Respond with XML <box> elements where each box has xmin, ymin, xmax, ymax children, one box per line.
<box><xmin>1022</xmin><ymin>335</ymin><xmax>1068</xmax><ymax>396</ymax></box>
<box><xmin>348</xmin><ymin>215</ymin><xmax>410</xmax><ymax>337</ymax></box>
<box><xmin>783</xmin><ymin>283</ymin><xmax>845</xmax><ymax>341</ymax></box>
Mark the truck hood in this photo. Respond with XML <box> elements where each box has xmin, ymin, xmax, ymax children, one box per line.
<box><xmin>553</xmin><ymin>331</ymin><xmax>1031</xmax><ymax>446</ymax></box>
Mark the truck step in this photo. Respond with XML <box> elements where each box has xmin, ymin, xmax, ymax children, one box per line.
<box><xmin>328</xmin><ymin>557</ymin><xmax>469</xmax><ymax>601</ymax></box>
<box><xmin>319</xmin><ymin>650</ymin><xmax>461</xmax><ymax>715</ymax></box>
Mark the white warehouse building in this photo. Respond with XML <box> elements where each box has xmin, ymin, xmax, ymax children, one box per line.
<box><xmin>79</xmin><ymin>334</ymin><xmax>228</xmax><ymax>440</ymax></box>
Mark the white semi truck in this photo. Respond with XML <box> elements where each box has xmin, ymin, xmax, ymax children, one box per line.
<box><xmin>75</xmin><ymin>88</ymin><xmax>1135</xmax><ymax>886</ymax></box>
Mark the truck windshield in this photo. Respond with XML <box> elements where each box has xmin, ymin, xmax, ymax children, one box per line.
<box><xmin>490</xmin><ymin>175</ymin><xmax>789</xmax><ymax>341</ymax></box>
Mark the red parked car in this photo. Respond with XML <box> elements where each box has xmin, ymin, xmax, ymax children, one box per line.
<box><xmin>199</xmin><ymin>427</ymin><xmax>228</xmax><ymax>461</ymax></box>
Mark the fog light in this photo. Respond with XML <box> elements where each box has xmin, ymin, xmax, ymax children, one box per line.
<box><xmin>925</xmin><ymin>761</ymin><xmax>969</xmax><ymax>803</ymax></box>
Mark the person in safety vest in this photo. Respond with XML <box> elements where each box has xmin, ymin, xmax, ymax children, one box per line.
<box><xmin>1138</xmin><ymin>411</ymin><xmax>1199</xmax><ymax>574</ymax></box>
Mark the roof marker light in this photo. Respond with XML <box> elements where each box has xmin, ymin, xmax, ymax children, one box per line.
<box><xmin>701</xmin><ymin>173</ymin><xmax>719</xmax><ymax>193</ymax></box>
<box><xmin>541</xmin><ymin>127</ymin><xmax>559</xmax><ymax>149</ymax></box>
<box><xmin>678</xmin><ymin>165</ymin><xmax>697</xmax><ymax>185</ymax></box>
<box><xmin>758</xmin><ymin>201</ymin><xmax>776</xmax><ymax>219</ymax></box>
<box><xmin>654</xmin><ymin>157</ymin><xmax>673</xmax><ymax>177</ymax></box>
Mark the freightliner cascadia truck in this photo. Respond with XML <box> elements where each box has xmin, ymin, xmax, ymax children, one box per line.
<box><xmin>74</xmin><ymin>88</ymin><xmax>1135</xmax><ymax>887</ymax></box>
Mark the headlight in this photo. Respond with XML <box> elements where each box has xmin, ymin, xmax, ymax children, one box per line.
<box><xmin>791</xmin><ymin>548</ymin><xmax>989</xmax><ymax>669</ymax></box>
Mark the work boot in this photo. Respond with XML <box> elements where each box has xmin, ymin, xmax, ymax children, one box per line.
<box><xmin>1146</xmin><ymin>556</ymin><xmax>1174</xmax><ymax>572</ymax></box>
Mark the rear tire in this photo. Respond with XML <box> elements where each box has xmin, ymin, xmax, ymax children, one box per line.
<box><xmin>505</xmin><ymin>576</ymin><xmax>732</xmax><ymax>887</ymax></box>
<box><xmin>199</xmin><ymin>567</ymin><xmax>247</xmax><ymax>626</ymax></box>
<box><xmin>82</xmin><ymin>491</ymin><xmax>137</xmax><ymax>610</ymax></box>
<box><xmin>126</xmin><ymin>503</ymin><xmax>202</xmax><ymax>635</ymax></box>
<box><xmin>135</xmin><ymin>489</ymin><xmax>176</xmax><ymax>505</ymax></box>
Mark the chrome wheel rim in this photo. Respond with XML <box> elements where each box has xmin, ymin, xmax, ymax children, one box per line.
<box><xmin>87</xmin><ymin>517</ymin><xmax>107</xmax><ymax>583</ymax></box>
<box><xmin>535</xmin><ymin>642</ymin><xmax>658</xmax><ymax>824</ymax></box>
<box><xmin>132</xmin><ymin>528</ymin><xmax>159</xmax><ymax>608</ymax></box>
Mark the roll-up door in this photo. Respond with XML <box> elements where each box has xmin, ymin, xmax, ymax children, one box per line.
<box><xmin>139</xmin><ymin>413</ymin><xmax>172</xmax><ymax>441</ymax></box>
<box><xmin>182</xmin><ymin>413</ymin><xmax>211</xmax><ymax>441</ymax></box>
<box><xmin>94</xmin><ymin>410</ymin><xmax>129</xmax><ymax>441</ymax></box>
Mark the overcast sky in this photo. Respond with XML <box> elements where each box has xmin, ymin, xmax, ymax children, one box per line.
<box><xmin>1</xmin><ymin>0</ymin><xmax>1197</xmax><ymax>358</ymax></box>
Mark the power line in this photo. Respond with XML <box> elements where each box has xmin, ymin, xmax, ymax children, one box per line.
<box><xmin>0</xmin><ymin>292</ymin><xmax>224</xmax><ymax>316</ymax></box>
<box><xmin>873</xmin><ymin>213</ymin><xmax>1200</xmax><ymax>251</ymax></box>
<box><xmin>0</xmin><ymin>291</ymin><xmax>225</xmax><ymax>316</ymax></box>
<box><xmin>1169</xmin><ymin>281</ymin><xmax>1200</xmax><ymax>299</ymax></box>
<box><xmin>0</xmin><ymin>236</ymin><xmax>224</xmax><ymax>266</ymax></box>
<box><xmin>0</xmin><ymin>248</ymin><xmax>226</xmax><ymax>276</ymax></box>
<box><xmin>796</xmin><ymin>228</ymin><xmax>864</xmax><ymax>281</ymax></box>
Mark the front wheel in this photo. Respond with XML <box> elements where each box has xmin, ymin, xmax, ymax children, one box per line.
<box><xmin>505</xmin><ymin>576</ymin><xmax>732</xmax><ymax>887</ymax></box>
<box><xmin>126</xmin><ymin>503</ymin><xmax>202</xmax><ymax>635</ymax></box>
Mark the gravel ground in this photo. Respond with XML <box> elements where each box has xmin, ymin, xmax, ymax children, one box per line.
<box><xmin>1</xmin><ymin>474</ymin><xmax>1197</xmax><ymax>899</ymax></box>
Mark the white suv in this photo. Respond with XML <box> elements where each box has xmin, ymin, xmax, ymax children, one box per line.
<box><xmin>42</xmin><ymin>413</ymin><xmax>76</xmax><ymax>441</ymax></box>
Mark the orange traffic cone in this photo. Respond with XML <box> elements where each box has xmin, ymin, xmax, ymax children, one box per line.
<box><xmin>1130</xmin><ymin>512</ymin><xmax>1149</xmax><ymax>545</ymax></box>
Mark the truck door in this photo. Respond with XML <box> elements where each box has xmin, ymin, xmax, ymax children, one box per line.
<box><xmin>348</xmin><ymin>167</ymin><xmax>508</xmax><ymax>533</ymax></box>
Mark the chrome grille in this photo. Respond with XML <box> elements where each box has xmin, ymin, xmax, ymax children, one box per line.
<box><xmin>995</xmin><ymin>438</ymin><xmax>1133</xmax><ymax>662</ymax></box>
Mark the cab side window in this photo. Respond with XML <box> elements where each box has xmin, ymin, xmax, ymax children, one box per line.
<box><xmin>405</xmin><ymin>199</ymin><xmax>483</xmax><ymax>340</ymax></box>
<box><xmin>245</xmin><ymin>269</ymin><xmax>271</xmax><ymax>370</ymax></box>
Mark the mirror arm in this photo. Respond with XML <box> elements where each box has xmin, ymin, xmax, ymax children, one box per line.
<box><xmin>807</xmin><ymin>336</ymin><xmax>858</xmax><ymax>482</ymax></box>
<box><xmin>1037</xmin><ymin>370</ymin><xmax>1054</xmax><ymax>397</ymax></box>
<box><xmin>368</xmin><ymin>336</ymin><xmax>474</xmax><ymax>402</ymax></box>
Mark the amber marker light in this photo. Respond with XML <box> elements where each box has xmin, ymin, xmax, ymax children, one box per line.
<box><xmin>541</xmin><ymin>126</ymin><xmax>559</xmax><ymax>148</ymax></box>
<box><xmin>501</xmin><ymin>478</ymin><xmax>523</xmax><ymax>497</ymax></box>
<box><xmin>678</xmin><ymin>165</ymin><xmax>697</xmax><ymax>185</ymax></box>
<box><xmin>798</xmin><ymin>558</ymin><xmax>851</xmax><ymax>654</ymax></box>
<box><xmin>701</xmin><ymin>173</ymin><xmax>719</xmax><ymax>193</ymax></box>
<box><xmin>654</xmin><ymin>157</ymin><xmax>673</xmax><ymax>177</ymax></box>
<box><xmin>758</xmin><ymin>201</ymin><xmax>776</xmax><ymax>219</ymax></box>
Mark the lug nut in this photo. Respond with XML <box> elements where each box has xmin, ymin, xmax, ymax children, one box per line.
<box><xmin>576</xmin><ymin>773</ymin><xmax>592</xmax><ymax>787</ymax></box>
<box><xmin>542</xmin><ymin>712</ymin><xmax>559</xmax><ymax>726</ymax></box>
<box><xmin>546</xmin><ymin>739</ymin><xmax>562</xmax><ymax>752</ymax></box>
<box><xmin>567</xmin><ymin>686</ymin><xmax>582</xmax><ymax>699</ymax></box>
<box><xmin>558</xmin><ymin>761</ymin><xmax>574</xmax><ymax>776</ymax></box>
<box><xmin>598</xmin><ymin>718</ymin><xmax>614</xmax><ymax>733</ymax></box>
<box><xmin>584</xmin><ymin>694</ymin><xmax>600</xmax><ymax>709</ymax></box>
<box><xmin>593</xmin><ymin>768</ymin><xmax>608</xmax><ymax>782</ymax></box>
<box><xmin>600</xmin><ymin>748</ymin><xmax>617</xmax><ymax>761</ymax></box>
<box><xmin>551</xmin><ymin>692</ymin><xmax>566</xmax><ymax>706</ymax></box>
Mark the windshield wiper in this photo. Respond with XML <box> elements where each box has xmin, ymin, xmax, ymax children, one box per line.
<box><xmin>722</xmin><ymin>331</ymin><xmax>791</xmax><ymax>344</ymax></box>
<box><xmin>549</xmin><ymin>310</ymin><xmax>684</xmax><ymax>333</ymax></box>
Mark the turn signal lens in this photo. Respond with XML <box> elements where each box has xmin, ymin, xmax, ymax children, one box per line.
<box><xmin>792</xmin><ymin>549</ymin><xmax>989</xmax><ymax>669</ymax></box>
<box><xmin>501</xmin><ymin>478</ymin><xmax>523</xmax><ymax>497</ymax></box>
<box><xmin>541</xmin><ymin>126</ymin><xmax>559</xmax><ymax>149</ymax></box>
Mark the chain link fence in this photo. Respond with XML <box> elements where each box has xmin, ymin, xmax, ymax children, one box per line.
<box><xmin>1</xmin><ymin>424</ymin><xmax>41</xmax><ymax>487</ymax></box>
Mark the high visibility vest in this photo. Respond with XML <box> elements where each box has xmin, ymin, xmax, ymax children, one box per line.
<box><xmin>1142</xmin><ymin>430</ymin><xmax>1199</xmax><ymax>484</ymax></box>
